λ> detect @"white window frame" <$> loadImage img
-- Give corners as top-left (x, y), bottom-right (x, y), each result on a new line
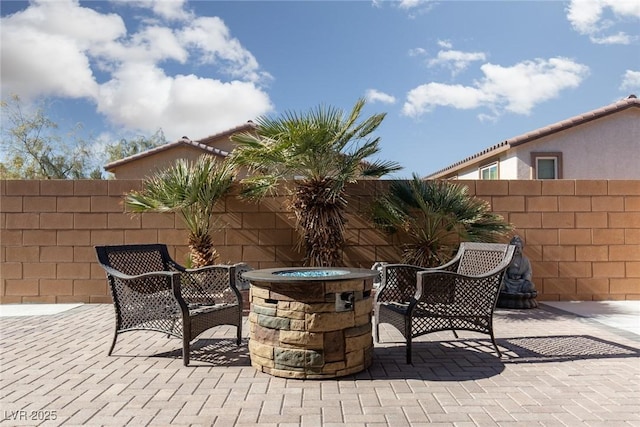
top-left (480, 162), bottom-right (499, 180)
top-left (531, 152), bottom-right (563, 179)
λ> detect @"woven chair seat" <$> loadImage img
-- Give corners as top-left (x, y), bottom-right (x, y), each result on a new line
top-left (384, 302), bottom-right (488, 318)
top-left (188, 303), bottom-right (235, 315)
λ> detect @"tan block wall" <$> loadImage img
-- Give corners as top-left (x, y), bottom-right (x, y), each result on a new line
top-left (468, 179), bottom-right (640, 301)
top-left (1, 179), bottom-right (639, 303)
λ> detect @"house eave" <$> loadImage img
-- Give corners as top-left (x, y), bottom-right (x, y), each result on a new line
top-left (425, 95), bottom-right (640, 179)
top-left (426, 143), bottom-right (509, 179)
top-left (104, 140), bottom-right (229, 172)
top-left (103, 122), bottom-right (255, 172)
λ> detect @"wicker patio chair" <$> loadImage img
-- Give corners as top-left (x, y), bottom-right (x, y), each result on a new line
top-left (95, 244), bottom-right (243, 366)
top-left (374, 242), bottom-right (515, 364)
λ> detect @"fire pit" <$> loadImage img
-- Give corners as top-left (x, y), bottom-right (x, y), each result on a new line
top-left (242, 267), bottom-right (377, 379)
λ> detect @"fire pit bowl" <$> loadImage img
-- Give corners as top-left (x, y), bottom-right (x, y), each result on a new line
top-left (242, 267), bottom-right (377, 379)
top-left (272, 269), bottom-right (350, 278)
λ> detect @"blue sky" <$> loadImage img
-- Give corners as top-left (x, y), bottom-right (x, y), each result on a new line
top-left (2, 0), bottom-right (639, 177)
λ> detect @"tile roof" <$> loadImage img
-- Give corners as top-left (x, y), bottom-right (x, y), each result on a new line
top-left (426, 95), bottom-right (640, 179)
top-left (104, 121), bottom-right (256, 171)
top-left (197, 121), bottom-right (256, 146)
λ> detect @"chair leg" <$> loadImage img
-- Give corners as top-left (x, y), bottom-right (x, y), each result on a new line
top-left (489, 330), bottom-right (502, 357)
top-left (405, 318), bottom-right (412, 364)
top-left (183, 319), bottom-right (191, 366)
top-left (236, 323), bottom-right (242, 345)
top-left (108, 330), bottom-right (118, 356)
top-left (182, 339), bottom-right (190, 366)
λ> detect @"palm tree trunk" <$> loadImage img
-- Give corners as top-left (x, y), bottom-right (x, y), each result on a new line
top-left (293, 180), bottom-right (347, 267)
top-left (188, 233), bottom-right (218, 268)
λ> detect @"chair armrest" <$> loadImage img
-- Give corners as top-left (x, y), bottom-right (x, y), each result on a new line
top-left (376, 264), bottom-right (426, 304)
top-left (100, 264), bottom-right (178, 282)
top-left (184, 263), bottom-right (232, 274)
top-left (97, 264), bottom-right (186, 315)
top-left (178, 265), bottom-right (241, 305)
top-left (167, 259), bottom-right (241, 294)
top-left (415, 267), bottom-right (508, 307)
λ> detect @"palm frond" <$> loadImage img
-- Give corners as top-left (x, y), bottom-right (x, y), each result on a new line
top-left (229, 98), bottom-right (398, 266)
top-left (371, 174), bottom-right (513, 267)
top-left (124, 155), bottom-right (234, 267)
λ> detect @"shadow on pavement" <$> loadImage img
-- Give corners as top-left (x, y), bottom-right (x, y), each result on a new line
top-left (153, 338), bottom-right (252, 367)
top-left (363, 333), bottom-right (640, 381)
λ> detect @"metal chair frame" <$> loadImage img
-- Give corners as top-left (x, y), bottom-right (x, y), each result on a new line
top-left (95, 244), bottom-right (243, 366)
top-left (374, 242), bottom-right (515, 363)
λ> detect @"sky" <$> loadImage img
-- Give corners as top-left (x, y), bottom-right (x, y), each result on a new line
top-left (1, 0), bottom-right (639, 178)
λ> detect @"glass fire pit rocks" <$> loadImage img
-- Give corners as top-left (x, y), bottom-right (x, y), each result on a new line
top-left (242, 267), bottom-right (378, 379)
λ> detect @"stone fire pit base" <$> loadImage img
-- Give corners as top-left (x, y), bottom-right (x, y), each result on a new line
top-left (244, 268), bottom-right (376, 379)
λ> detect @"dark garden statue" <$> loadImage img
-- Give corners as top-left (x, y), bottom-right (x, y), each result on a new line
top-left (497, 235), bottom-right (539, 309)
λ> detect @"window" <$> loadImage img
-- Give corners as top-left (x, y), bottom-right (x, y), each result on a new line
top-left (531, 152), bottom-right (562, 179)
top-left (536, 158), bottom-right (556, 179)
top-left (480, 163), bottom-right (498, 180)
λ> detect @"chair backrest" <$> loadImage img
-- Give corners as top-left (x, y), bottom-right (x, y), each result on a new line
top-left (95, 244), bottom-right (172, 276)
top-left (456, 242), bottom-right (514, 276)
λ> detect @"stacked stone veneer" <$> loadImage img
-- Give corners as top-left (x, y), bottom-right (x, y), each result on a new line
top-left (248, 275), bottom-right (374, 379)
top-left (1, 179), bottom-right (639, 303)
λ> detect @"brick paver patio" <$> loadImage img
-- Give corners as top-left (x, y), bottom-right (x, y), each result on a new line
top-left (1, 304), bottom-right (639, 426)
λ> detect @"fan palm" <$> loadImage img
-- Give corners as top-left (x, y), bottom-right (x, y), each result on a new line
top-left (372, 174), bottom-right (513, 267)
top-left (125, 155), bottom-right (235, 268)
top-left (230, 98), bottom-right (402, 267)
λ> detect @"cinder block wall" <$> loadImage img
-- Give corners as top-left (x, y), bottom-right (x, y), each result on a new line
top-left (480, 180), bottom-right (640, 301)
top-left (1, 179), bottom-right (639, 303)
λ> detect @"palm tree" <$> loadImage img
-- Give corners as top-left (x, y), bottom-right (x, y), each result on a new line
top-left (230, 98), bottom-right (402, 267)
top-left (125, 155), bottom-right (235, 268)
top-left (372, 174), bottom-right (513, 267)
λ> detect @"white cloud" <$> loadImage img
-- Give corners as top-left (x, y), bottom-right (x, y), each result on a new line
top-left (0, 0), bottom-right (124, 99)
top-left (0, 0), bottom-right (273, 141)
top-left (372, 0), bottom-right (431, 12)
top-left (365, 89), bottom-right (397, 105)
top-left (402, 57), bottom-right (589, 119)
top-left (396, 0), bottom-right (437, 17)
top-left (567, 0), bottom-right (640, 44)
top-left (178, 17), bottom-right (270, 83)
top-left (126, 0), bottom-right (192, 21)
top-left (403, 83), bottom-right (487, 117)
top-left (408, 47), bottom-right (427, 57)
top-left (620, 70), bottom-right (640, 91)
top-left (437, 40), bottom-right (453, 49)
top-left (97, 63), bottom-right (271, 139)
top-left (590, 32), bottom-right (632, 44)
top-left (428, 49), bottom-right (487, 75)
top-left (125, 26), bottom-right (189, 64)
top-left (398, 0), bottom-right (425, 9)
top-left (6, 0), bottom-right (126, 48)
top-left (1, 28), bottom-right (100, 100)
top-left (481, 58), bottom-right (589, 114)
top-left (566, 0), bottom-right (605, 33)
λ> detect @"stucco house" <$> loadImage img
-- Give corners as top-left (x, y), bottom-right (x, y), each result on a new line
top-left (104, 121), bottom-right (256, 179)
top-left (426, 95), bottom-right (640, 180)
